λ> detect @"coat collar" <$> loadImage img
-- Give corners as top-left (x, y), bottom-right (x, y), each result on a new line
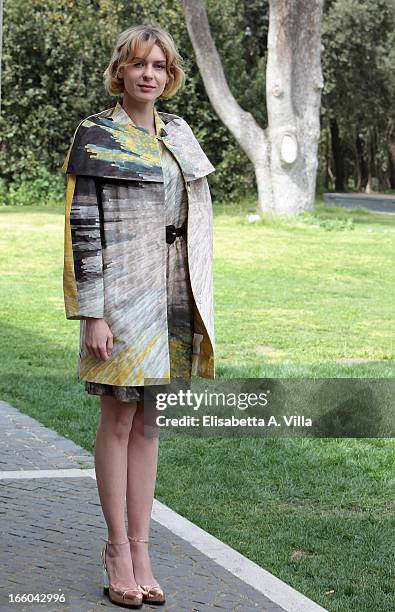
top-left (62, 103), bottom-right (215, 182)
top-left (110, 100), bottom-right (167, 139)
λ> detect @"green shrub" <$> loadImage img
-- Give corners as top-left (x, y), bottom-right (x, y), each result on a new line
top-left (1, 168), bottom-right (65, 206)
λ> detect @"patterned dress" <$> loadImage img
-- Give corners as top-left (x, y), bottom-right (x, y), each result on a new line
top-left (85, 140), bottom-right (194, 402)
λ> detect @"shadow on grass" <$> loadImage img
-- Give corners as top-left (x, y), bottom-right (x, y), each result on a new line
top-left (0, 321), bottom-right (99, 453)
top-left (215, 361), bottom-right (394, 378)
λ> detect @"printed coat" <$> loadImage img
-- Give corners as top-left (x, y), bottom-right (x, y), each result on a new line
top-left (63, 101), bottom-right (215, 386)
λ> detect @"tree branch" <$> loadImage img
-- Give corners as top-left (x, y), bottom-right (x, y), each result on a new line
top-left (182, 0), bottom-right (266, 161)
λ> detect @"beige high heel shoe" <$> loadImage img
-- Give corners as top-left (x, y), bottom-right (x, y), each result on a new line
top-left (101, 538), bottom-right (143, 609)
top-left (128, 536), bottom-right (166, 605)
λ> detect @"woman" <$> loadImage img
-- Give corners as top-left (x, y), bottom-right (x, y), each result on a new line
top-left (62, 24), bottom-right (215, 608)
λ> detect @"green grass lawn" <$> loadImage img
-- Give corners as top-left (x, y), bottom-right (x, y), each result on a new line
top-left (0, 198), bottom-right (394, 611)
top-left (214, 195), bottom-right (394, 377)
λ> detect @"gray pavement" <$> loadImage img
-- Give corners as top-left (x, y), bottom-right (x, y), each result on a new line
top-left (0, 400), bottom-right (287, 611)
top-left (323, 191), bottom-right (395, 214)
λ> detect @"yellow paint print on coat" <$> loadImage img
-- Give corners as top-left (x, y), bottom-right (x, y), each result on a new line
top-left (63, 174), bottom-right (79, 318)
top-left (83, 120), bottom-right (162, 168)
top-left (79, 330), bottom-right (170, 385)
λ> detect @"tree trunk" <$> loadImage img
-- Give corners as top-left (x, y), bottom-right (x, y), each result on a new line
top-left (183, 0), bottom-right (324, 218)
top-left (366, 125), bottom-right (378, 193)
top-left (386, 122), bottom-right (395, 189)
top-left (0, 0), bottom-right (3, 114)
top-left (265, 0), bottom-right (324, 216)
top-left (330, 117), bottom-right (345, 191)
top-left (324, 124), bottom-right (332, 190)
top-left (355, 132), bottom-right (369, 192)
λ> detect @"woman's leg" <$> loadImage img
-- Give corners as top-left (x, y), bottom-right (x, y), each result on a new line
top-left (126, 401), bottom-right (160, 586)
top-left (95, 395), bottom-right (139, 589)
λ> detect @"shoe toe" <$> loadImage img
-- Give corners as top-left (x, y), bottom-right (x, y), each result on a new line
top-left (112, 586), bottom-right (143, 606)
top-left (138, 584), bottom-right (165, 603)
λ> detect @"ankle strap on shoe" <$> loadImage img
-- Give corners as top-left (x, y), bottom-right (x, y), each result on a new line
top-left (128, 535), bottom-right (149, 543)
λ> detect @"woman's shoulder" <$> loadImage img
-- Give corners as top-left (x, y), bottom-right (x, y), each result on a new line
top-left (157, 111), bottom-right (197, 137)
top-left (157, 110), bottom-right (183, 124)
top-left (157, 112), bottom-right (215, 178)
top-left (62, 107), bottom-right (117, 174)
top-left (73, 106), bottom-right (115, 131)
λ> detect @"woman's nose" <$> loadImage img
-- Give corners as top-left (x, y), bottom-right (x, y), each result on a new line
top-left (143, 64), bottom-right (154, 78)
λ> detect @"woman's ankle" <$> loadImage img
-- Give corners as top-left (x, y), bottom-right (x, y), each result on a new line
top-left (127, 534), bottom-right (149, 542)
top-left (107, 532), bottom-right (129, 544)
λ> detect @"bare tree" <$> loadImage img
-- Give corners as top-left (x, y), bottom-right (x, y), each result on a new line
top-left (183, 0), bottom-right (324, 218)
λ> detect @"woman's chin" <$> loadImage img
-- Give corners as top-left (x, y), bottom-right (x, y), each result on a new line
top-left (126, 90), bottom-right (158, 103)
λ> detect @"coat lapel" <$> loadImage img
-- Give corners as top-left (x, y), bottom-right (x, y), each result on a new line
top-left (158, 114), bottom-right (215, 180)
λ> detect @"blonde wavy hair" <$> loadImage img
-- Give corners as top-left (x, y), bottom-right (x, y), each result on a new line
top-left (103, 24), bottom-right (185, 99)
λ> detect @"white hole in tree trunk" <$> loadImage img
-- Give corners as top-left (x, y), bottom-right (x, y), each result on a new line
top-left (281, 134), bottom-right (297, 164)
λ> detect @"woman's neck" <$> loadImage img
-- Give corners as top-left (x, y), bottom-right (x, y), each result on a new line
top-left (121, 95), bottom-right (156, 134)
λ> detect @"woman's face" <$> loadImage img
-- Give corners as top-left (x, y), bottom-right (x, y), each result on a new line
top-left (120, 43), bottom-right (169, 103)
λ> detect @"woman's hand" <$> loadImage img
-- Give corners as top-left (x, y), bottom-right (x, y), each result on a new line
top-left (84, 318), bottom-right (113, 360)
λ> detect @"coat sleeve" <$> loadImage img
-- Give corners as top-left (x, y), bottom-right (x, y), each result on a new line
top-left (63, 173), bottom-right (105, 320)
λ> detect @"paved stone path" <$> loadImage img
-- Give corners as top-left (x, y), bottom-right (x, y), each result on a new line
top-left (0, 400), bottom-right (325, 612)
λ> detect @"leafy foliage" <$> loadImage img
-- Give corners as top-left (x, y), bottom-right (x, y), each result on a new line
top-left (1, 0), bottom-right (394, 204)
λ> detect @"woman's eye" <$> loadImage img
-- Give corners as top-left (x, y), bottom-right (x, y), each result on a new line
top-left (132, 61), bottom-right (165, 69)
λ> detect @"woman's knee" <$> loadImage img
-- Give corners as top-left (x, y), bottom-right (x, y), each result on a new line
top-left (131, 403), bottom-right (160, 439)
top-left (99, 396), bottom-right (137, 439)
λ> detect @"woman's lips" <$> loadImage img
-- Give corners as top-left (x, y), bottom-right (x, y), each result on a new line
top-left (138, 85), bottom-right (155, 91)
